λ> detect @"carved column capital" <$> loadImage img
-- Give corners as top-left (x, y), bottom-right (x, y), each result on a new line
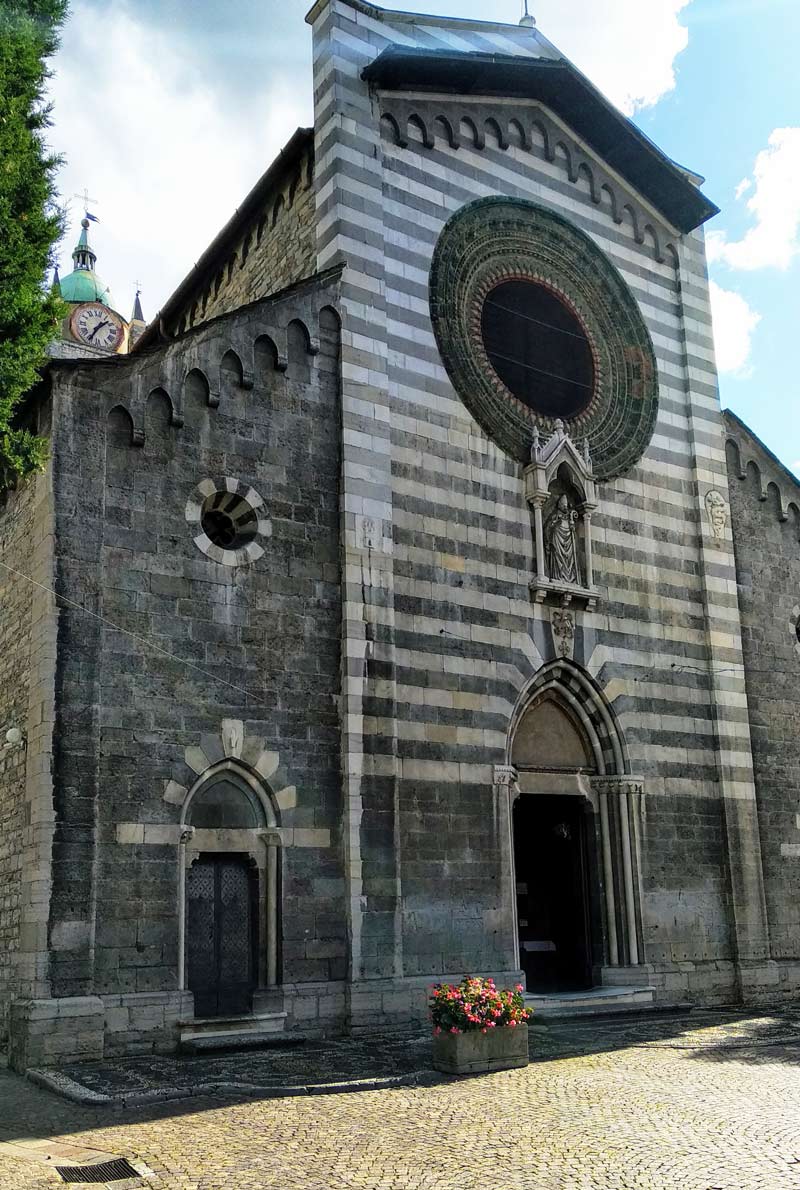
top-left (493, 764), bottom-right (519, 789)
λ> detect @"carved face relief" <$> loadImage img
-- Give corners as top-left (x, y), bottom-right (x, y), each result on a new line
top-left (705, 489), bottom-right (728, 541)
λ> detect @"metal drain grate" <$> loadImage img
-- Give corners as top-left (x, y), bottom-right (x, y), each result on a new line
top-left (56, 1157), bottom-right (141, 1183)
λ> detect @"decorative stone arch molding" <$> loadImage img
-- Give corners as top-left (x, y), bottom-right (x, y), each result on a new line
top-left (163, 719), bottom-right (329, 850)
top-left (115, 720), bottom-right (330, 1000)
top-left (178, 760), bottom-right (283, 990)
top-left (496, 660), bottom-right (646, 976)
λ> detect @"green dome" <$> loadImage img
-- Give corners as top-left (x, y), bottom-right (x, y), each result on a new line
top-left (57, 215), bottom-right (112, 306)
top-left (59, 268), bottom-right (111, 304)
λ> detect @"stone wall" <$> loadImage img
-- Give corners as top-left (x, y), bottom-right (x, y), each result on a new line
top-left (0, 482), bottom-right (35, 1042)
top-left (6, 272), bottom-right (345, 1064)
top-left (726, 415), bottom-right (800, 982)
top-left (310, 0), bottom-right (764, 1012)
top-left (178, 144), bottom-right (316, 337)
top-left (0, 458), bottom-right (57, 1045)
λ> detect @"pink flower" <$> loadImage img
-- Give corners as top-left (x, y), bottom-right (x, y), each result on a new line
top-left (450, 1026), bottom-right (460, 1034)
top-left (509, 1020), bottom-right (517, 1028)
top-left (434, 1026), bottom-right (442, 1035)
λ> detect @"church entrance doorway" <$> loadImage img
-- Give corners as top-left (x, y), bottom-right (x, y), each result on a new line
top-left (186, 854), bottom-right (258, 1017)
top-left (513, 794), bottom-right (593, 993)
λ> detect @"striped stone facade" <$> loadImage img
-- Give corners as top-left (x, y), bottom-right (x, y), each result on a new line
top-left (308, 0), bottom-right (777, 1015)
top-left (2, 0), bottom-right (797, 1069)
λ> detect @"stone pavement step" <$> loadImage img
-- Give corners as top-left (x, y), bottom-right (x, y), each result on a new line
top-left (179, 1030), bottom-right (307, 1055)
top-left (523, 984), bottom-right (657, 1016)
top-left (24, 1010), bottom-right (800, 1112)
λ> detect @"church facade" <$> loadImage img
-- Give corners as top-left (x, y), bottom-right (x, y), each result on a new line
top-left (2, 0), bottom-right (799, 1070)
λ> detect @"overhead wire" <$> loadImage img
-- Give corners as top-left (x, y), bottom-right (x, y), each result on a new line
top-left (0, 559), bottom-right (263, 706)
top-left (483, 296), bottom-right (592, 343)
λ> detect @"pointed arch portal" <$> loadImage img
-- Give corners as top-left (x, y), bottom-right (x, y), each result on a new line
top-left (502, 661), bottom-right (644, 993)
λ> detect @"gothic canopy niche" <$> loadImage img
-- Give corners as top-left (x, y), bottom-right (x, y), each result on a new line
top-left (429, 198), bottom-right (659, 479)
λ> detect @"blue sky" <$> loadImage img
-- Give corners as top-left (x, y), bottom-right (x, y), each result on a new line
top-left (48, 0), bottom-right (800, 473)
top-left (635, 0), bottom-right (800, 475)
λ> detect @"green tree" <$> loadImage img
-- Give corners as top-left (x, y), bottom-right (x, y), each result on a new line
top-left (0, 0), bottom-right (68, 489)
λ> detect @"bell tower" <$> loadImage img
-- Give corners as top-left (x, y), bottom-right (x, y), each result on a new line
top-left (50, 208), bottom-right (144, 358)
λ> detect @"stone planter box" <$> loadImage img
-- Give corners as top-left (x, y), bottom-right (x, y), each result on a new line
top-left (432, 1023), bottom-right (529, 1075)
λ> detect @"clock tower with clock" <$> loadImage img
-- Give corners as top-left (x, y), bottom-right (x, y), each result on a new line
top-left (50, 212), bottom-right (145, 359)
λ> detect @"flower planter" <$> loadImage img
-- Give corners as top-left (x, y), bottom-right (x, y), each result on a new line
top-left (432, 1023), bottom-right (529, 1075)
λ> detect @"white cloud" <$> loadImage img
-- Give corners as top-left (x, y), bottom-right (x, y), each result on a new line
top-left (391, 0), bottom-right (693, 115)
top-left (48, 1), bottom-right (310, 319)
top-left (533, 0), bottom-right (691, 114)
top-left (708, 281), bottom-right (761, 375)
top-left (706, 127), bottom-right (800, 271)
top-left (734, 177), bottom-right (752, 200)
top-left (47, 0), bottom-right (693, 315)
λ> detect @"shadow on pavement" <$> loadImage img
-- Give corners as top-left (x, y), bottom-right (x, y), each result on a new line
top-left (1, 1007), bottom-right (800, 1144)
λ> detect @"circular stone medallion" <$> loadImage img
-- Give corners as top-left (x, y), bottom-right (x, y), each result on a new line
top-left (429, 197), bottom-right (660, 478)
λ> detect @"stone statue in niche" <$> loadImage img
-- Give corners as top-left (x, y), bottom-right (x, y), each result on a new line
top-left (525, 422), bottom-right (598, 610)
top-left (545, 494), bottom-right (580, 585)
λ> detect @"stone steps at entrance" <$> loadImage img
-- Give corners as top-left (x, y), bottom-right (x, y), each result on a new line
top-left (179, 1011), bottom-right (288, 1054)
top-left (524, 985), bottom-right (656, 1018)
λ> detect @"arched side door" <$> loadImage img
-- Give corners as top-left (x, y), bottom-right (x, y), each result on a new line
top-left (184, 773), bottom-right (267, 1018)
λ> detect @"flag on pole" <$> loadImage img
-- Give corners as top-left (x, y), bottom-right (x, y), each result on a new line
top-left (85, 212), bottom-right (100, 222)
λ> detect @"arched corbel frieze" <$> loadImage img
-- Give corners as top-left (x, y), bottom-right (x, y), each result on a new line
top-left (378, 98), bottom-right (672, 263)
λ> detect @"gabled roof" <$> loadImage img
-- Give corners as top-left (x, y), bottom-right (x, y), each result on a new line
top-left (362, 47), bottom-right (717, 233)
top-left (135, 127), bottom-right (313, 351)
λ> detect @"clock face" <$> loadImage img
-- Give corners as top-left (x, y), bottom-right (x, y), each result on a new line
top-left (71, 304), bottom-right (124, 351)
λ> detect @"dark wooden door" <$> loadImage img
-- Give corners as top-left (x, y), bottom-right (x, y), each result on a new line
top-left (186, 855), bottom-right (257, 1017)
top-left (514, 795), bottom-right (593, 993)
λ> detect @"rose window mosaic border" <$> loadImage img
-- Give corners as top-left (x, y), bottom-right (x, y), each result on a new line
top-left (429, 197), bottom-right (660, 479)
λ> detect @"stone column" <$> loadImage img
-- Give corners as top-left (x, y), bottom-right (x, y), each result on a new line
top-left (597, 787), bottom-right (619, 966)
top-left (592, 778), bottom-right (645, 969)
top-left (582, 511), bottom-right (595, 590)
top-left (257, 828), bottom-right (282, 988)
top-left (532, 499), bottom-right (546, 584)
top-left (177, 827), bottom-right (195, 992)
top-left (493, 765), bottom-right (524, 977)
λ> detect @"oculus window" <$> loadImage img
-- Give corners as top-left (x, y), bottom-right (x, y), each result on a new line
top-left (185, 477), bottom-right (271, 566)
top-left (201, 489), bottom-right (259, 551)
top-left (481, 280), bottom-right (594, 420)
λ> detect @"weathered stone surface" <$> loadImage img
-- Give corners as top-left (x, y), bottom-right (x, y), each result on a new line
top-left (432, 1023), bottom-right (529, 1074)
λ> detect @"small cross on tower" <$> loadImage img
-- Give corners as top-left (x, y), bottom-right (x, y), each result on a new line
top-left (72, 187), bottom-right (99, 220)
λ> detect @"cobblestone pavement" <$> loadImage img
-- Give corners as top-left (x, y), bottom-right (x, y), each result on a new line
top-left (2, 1010), bottom-right (800, 1188)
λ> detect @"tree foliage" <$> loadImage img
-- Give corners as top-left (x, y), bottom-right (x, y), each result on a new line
top-left (0, 0), bottom-right (68, 488)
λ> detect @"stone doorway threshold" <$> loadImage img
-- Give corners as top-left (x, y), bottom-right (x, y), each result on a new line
top-left (524, 983), bottom-right (656, 1017)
